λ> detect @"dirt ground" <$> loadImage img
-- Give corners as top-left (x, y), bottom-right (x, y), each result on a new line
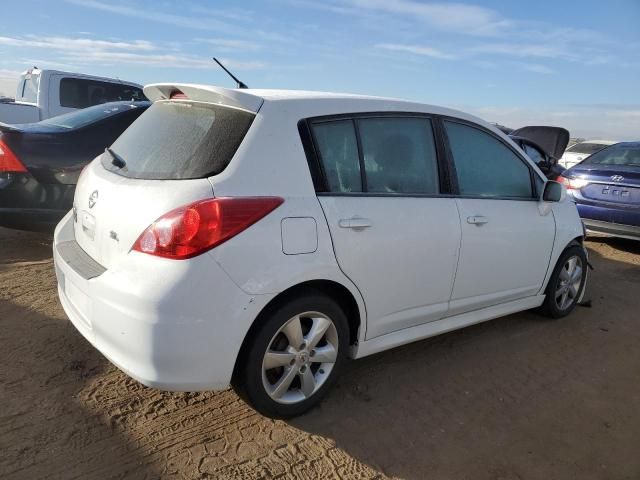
top-left (1, 226), bottom-right (639, 480)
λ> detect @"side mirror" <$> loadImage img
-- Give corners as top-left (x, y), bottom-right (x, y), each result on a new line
top-left (542, 180), bottom-right (563, 202)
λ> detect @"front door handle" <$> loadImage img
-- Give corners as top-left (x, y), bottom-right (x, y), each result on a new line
top-left (338, 217), bottom-right (372, 229)
top-left (467, 215), bottom-right (488, 225)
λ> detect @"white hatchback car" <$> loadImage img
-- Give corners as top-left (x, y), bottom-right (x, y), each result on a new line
top-left (54, 84), bottom-right (588, 417)
top-left (559, 140), bottom-right (617, 169)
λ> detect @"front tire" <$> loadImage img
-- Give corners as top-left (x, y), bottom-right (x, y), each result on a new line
top-left (234, 292), bottom-right (349, 418)
top-left (540, 245), bottom-right (588, 318)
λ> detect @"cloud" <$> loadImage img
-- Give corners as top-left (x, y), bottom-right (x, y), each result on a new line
top-left (302, 0), bottom-right (511, 36)
top-left (519, 63), bottom-right (554, 75)
top-left (465, 105), bottom-right (640, 141)
top-left (64, 0), bottom-right (230, 31)
top-left (196, 38), bottom-right (262, 52)
top-left (0, 69), bottom-right (20, 97)
top-left (0, 35), bottom-right (155, 52)
top-left (376, 43), bottom-right (456, 60)
top-left (61, 50), bottom-right (265, 70)
top-left (0, 34), bottom-right (265, 71)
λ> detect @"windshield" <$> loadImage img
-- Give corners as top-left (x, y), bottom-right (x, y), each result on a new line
top-left (40, 102), bottom-right (148, 129)
top-left (582, 143), bottom-right (640, 167)
top-left (103, 101), bottom-right (254, 180)
top-left (566, 142), bottom-right (609, 155)
top-left (16, 72), bottom-right (40, 103)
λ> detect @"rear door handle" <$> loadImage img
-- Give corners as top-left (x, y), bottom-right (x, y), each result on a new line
top-left (338, 217), bottom-right (372, 229)
top-left (467, 215), bottom-right (488, 225)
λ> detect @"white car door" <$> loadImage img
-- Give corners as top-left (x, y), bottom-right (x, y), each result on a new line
top-left (443, 120), bottom-right (555, 315)
top-left (309, 115), bottom-right (461, 339)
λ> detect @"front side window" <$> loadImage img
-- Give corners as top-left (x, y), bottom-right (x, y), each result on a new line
top-left (311, 116), bottom-right (440, 194)
top-left (60, 78), bottom-right (146, 109)
top-left (445, 121), bottom-right (533, 198)
top-left (357, 117), bottom-right (439, 194)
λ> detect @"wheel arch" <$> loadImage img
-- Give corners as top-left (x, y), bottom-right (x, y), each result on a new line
top-left (232, 279), bottom-right (364, 382)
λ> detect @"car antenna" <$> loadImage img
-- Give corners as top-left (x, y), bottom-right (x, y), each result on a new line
top-left (212, 57), bottom-right (248, 89)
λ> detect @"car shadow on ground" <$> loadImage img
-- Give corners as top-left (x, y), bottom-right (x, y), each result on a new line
top-left (3, 226), bottom-right (639, 479)
top-left (292, 242), bottom-right (640, 479)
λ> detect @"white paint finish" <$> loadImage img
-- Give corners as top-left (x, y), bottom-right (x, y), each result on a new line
top-left (52, 85), bottom-right (587, 394)
top-left (354, 295), bottom-right (545, 359)
top-left (281, 217), bottom-right (318, 255)
top-left (55, 212), bottom-right (275, 390)
top-left (318, 196), bottom-right (461, 339)
top-left (538, 194), bottom-right (586, 293)
top-left (450, 198), bottom-right (555, 315)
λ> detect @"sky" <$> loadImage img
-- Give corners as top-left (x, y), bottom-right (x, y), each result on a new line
top-left (1, 0), bottom-right (639, 139)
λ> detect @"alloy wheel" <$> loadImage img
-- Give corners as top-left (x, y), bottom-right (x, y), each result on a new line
top-left (555, 255), bottom-right (583, 311)
top-left (261, 311), bottom-right (338, 404)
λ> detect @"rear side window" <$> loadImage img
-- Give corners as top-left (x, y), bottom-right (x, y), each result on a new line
top-left (311, 116), bottom-right (439, 194)
top-left (60, 78), bottom-right (146, 108)
top-left (313, 120), bottom-right (362, 192)
top-left (103, 101), bottom-right (254, 180)
top-left (358, 117), bottom-right (439, 194)
top-left (17, 72), bottom-right (40, 103)
top-left (445, 121), bottom-right (533, 198)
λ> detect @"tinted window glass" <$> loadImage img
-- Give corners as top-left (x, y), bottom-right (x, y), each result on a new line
top-left (358, 117), bottom-right (439, 194)
top-left (103, 101), bottom-right (254, 180)
top-left (312, 120), bottom-right (362, 192)
top-left (60, 78), bottom-right (146, 109)
top-left (446, 121), bottom-right (532, 198)
top-left (583, 143), bottom-right (640, 166)
top-left (41, 101), bottom-right (149, 129)
top-left (567, 142), bottom-right (609, 155)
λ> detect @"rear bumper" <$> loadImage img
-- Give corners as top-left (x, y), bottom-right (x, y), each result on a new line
top-left (574, 201), bottom-right (640, 240)
top-left (0, 173), bottom-right (74, 231)
top-left (582, 218), bottom-right (640, 241)
top-left (0, 207), bottom-right (67, 231)
top-left (53, 211), bottom-right (273, 391)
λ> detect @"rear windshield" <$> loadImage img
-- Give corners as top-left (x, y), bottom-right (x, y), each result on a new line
top-left (16, 72), bottom-right (40, 103)
top-left (566, 142), bottom-right (608, 155)
top-left (41, 102), bottom-right (148, 129)
top-left (103, 101), bottom-right (254, 180)
top-left (582, 144), bottom-right (640, 167)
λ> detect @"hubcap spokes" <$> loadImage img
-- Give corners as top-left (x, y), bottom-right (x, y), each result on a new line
top-left (555, 256), bottom-right (583, 311)
top-left (262, 312), bottom-right (338, 404)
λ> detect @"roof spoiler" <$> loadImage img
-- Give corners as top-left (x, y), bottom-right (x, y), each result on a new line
top-left (143, 83), bottom-right (263, 113)
top-left (511, 126), bottom-right (570, 160)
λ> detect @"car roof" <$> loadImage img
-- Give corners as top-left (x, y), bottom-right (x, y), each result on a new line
top-left (143, 83), bottom-right (490, 126)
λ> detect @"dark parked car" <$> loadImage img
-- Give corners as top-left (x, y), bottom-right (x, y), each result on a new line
top-left (559, 142), bottom-right (640, 240)
top-left (0, 101), bottom-right (150, 231)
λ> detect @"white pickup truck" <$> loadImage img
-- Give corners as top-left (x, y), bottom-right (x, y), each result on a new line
top-left (0, 68), bottom-right (146, 124)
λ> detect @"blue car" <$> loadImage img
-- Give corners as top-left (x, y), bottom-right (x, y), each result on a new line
top-left (559, 142), bottom-right (640, 240)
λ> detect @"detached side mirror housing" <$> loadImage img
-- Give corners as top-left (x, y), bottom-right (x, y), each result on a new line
top-left (542, 180), bottom-right (563, 202)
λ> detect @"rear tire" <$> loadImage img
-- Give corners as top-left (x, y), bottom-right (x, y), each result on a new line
top-left (540, 245), bottom-right (587, 318)
top-left (233, 292), bottom-right (349, 418)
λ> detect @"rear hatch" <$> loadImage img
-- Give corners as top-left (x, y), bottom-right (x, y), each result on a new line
top-left (73, 95), bottom-right (256, 269)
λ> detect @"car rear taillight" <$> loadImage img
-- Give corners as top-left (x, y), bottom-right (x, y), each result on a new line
top-left (558, 175), bottom-right (589, 190)
top-left (132, 197), bottom-right (284, 259)
top-left (0, 139), bottom-right (27, 173)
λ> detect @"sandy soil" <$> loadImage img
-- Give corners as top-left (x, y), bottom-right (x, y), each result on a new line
top-left (1, 226), bottom-right (639, 480)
